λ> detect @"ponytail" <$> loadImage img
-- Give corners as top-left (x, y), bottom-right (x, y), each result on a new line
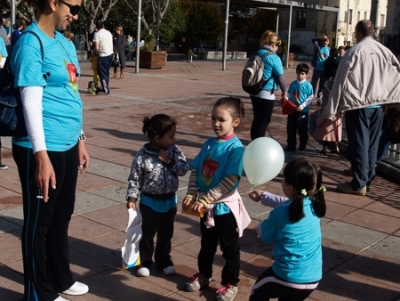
top-left (289, 195), bottom-right (305, 222)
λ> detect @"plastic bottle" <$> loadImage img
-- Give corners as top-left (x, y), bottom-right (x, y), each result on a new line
top-left (182, 207), bottom-right (204, 218)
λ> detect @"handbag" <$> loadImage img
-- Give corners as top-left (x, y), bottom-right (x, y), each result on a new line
top-left (0, 30), bottom-right (44, 137)
top-left (112, 54), bottom-right (120, 67)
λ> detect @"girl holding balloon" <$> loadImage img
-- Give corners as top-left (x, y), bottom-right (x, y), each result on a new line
top-left (248, 157), bottom-right (326, 301)
top-left (182, 97), bottom-right (251, 301)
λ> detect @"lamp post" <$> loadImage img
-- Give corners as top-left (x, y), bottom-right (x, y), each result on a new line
top-left (11, 0), bottom-right (16, 25)
top-left (156, 0), bottom-right (160, 51)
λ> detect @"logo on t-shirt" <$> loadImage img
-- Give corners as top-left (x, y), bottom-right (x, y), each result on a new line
top-left (201, 155), bottom-right (219, 187)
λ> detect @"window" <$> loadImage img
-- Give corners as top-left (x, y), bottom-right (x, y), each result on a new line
top-left (380, 14), bottom-right (385, 27)
top-left (296, 11), bottom-right (306, 28)
top-left (332, 13), bottom-right (338, 31)
top-left (357, 11), bottom-right (360, 22)
top-left (364, 12), bottom-right (368, 19)
top-left (349, 9), bottom-right (353, 25)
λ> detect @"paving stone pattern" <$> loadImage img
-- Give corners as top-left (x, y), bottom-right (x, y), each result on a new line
top-left (0, 59), bottom-right (399, 301)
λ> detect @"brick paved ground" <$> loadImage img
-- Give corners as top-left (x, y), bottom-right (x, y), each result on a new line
top-left (0, 59), bottom-right (399, 301)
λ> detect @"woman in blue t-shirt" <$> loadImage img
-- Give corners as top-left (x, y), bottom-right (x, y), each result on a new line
top-left (249, 157), bottom-right (326, 301)
top-left (249, 30), bottom-right (287, 140)
top-left (11, 1), bottom-right (89, 300)
top-left (311, 36), bottom-right (330, 101)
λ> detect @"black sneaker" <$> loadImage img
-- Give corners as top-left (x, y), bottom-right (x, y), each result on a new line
top-left (0, 164), bottom-right (8, 170)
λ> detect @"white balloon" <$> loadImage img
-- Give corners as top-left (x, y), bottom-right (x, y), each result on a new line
top-left (243, 137), bottom-right (285, 186)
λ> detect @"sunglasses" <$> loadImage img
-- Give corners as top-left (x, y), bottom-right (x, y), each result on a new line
top-left (58, 0), bottom-right (81, 16)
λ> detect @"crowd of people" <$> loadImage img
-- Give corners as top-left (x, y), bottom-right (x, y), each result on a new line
top-left (0, 2), bottom-right (399, 299)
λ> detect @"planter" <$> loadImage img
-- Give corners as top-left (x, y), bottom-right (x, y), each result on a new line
top-left (139, 51), bottom-right (166, 69)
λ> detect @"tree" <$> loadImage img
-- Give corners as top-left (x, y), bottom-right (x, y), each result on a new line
top-left (179, 0), bottom-right (224, 48)
top-left (81, 0), bottom-right (120, 34)
top-left (2, 0), bottom-right (35, 23)
top-left (120, 0), bottom-right (174, 37)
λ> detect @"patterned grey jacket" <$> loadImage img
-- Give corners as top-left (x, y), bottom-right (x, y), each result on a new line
top-left (126, 144), bottom-right (189, 200)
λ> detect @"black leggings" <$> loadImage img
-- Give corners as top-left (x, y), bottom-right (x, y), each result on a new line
top-left (249, 267), bottom-right (317, 301)
top-left (13, 143), bottom-right (79, 301)
top-left (250, 96), bottom-right (275, 140)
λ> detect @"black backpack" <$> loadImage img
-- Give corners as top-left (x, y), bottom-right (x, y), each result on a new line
top-left (0, 30), bottom-right (43, 137)
top-left (242, 51), bottom-right (274, 95)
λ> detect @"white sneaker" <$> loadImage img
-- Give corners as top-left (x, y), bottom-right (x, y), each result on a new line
top-left (62, 281), bottom-right (89, 296)
top-left (137, 266), bottom-right (150, 277)
top-left (163, 265), bottom-right (176, 275)
top-left (54, 296), bottom-right (70, 301)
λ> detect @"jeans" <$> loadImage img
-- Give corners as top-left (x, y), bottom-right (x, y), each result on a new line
top-left (287, 112), bottom-right (309, 150)
top-left (97, 54), bottom-right (113, 94)
top-left (345, 107), bottom-right (384, 189)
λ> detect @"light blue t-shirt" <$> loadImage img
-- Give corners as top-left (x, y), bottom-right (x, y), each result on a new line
top-left (0, 38), bottom-right (7, 58)
top-left (11, 22), bottom-right (82, 152)
top-left (315, 46), bottom-right (330, 71)
top-left (257, 49), bottom-right (284, 92)
top-left (287, 80), bottom-right (314, 113)
top-left (259, 197), bottom-right (322, 283)
top-left (190, 135), bottom-right (244, 215)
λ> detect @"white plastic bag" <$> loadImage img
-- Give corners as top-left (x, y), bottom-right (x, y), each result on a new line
top-left (121, 208), bottom-right (142, 269)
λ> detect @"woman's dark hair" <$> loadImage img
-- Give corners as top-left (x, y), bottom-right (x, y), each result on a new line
top-left (213, 97), bottom-right (245, 121)
top-left (283, 157), bottom-right (326, 222)
top-left (142, 114), bottom-right (176, 140)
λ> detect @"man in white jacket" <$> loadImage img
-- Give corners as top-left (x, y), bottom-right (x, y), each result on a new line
top-left (319, 20), bottom-right (400, 195)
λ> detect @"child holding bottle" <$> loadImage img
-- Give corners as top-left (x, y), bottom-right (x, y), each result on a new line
top-left (182, 97), bottom-right (251, 301)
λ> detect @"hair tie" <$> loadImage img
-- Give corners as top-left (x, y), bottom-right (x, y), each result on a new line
top-left (300, 189), bottom-right (307, 196)
top-left (319, 186), bottom-right (326, 193)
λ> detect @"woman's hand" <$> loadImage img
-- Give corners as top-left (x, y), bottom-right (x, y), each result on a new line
top-left (34, 150), bottom-right (56, 203)
top-left (78, 140), bottom-right (90, 174)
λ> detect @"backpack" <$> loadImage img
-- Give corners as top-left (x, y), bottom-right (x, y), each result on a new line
top-left (0, 30), bottom-right (43, 137)
top-left (242, 51), bottom-right (274, 95)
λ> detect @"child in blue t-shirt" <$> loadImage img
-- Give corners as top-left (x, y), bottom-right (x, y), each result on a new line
top-left (248, 157), bottom-right (326, 301)
top-left (182, 97), bottom-right (251, 301)
top-left (285, 63), bottom-right (314, 152)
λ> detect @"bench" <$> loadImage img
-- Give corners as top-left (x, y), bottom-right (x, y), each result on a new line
top-left (167, 53), bottom-right (188, 61)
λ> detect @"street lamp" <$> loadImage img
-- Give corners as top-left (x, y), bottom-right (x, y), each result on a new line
top-left (156, 0), bottom-right (160, 51)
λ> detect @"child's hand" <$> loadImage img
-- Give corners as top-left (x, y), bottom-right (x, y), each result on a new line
top-left (159, 149), bottom-right (171, 164)
top-left (191, 200), bottom-right (205, 213)
top-left (126, 200), bottom-right (136, 210)
top-left (248, 190), bottom-right (263, 202)
top-left (182, 196), bottom-right (193, 210)
top-left (296, 106), bottom-right (303, 112)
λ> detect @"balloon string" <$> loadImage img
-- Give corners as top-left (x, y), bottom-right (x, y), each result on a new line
top-left (251, 184), bottom-right (256, 192)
